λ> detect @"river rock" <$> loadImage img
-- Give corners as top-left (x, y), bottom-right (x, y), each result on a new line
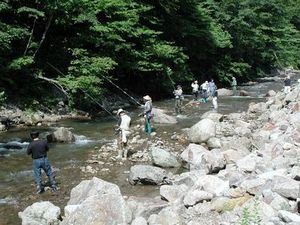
top-left (18, 201), bottom-right (61, 225)
top-left (180, 144), bottom-right (225, 173)
top-left (0, 124), bottom-right (6, 131)
top-left (239, 90), bottom-right (250, 96)
top-left (131, 217), bottom-right (147, 225)
top-left (150, 146), bottom-right (180, 168)
top-left (279, 210), bottom-right (300, 223)
top-left (187, 118), bottom-right (216, 143)
top-left (267, 90), bottom-right (277, 97)
top-left (127, 196), bottom-right (168, 220)
top-left (62, 177), bottom-right (130, 225)
top-left (236, 153), bottom-right (260, 172)
top-left (207, 137), bottom-right (221, 149)
top-left (248, 102), bottom-right (267, 113)
top-left (272, 176), bottom-right (300, 200)
top-left (148, 205), bottom-right (185, 225)
top-left (218, 88), bottom-right (233, 96)
top-left (152, 108), bottom-right (177, 124)
top-left (160, 184), bottom-right (188, 203)
top-left (183, 190), bottom-right (213, 207)
top-left (67, 177), bottom-right (121, 205)
top-left (47, 127), bottom-right (75, 143)
top-left (129, 165), bottom-right (169, 185)
top-left (201, 111), bottom-right (224, 122)
top-left (240, 178), bottom-right (268, 195)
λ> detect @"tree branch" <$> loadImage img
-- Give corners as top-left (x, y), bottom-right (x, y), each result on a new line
top-left (24, 18), bottom-right (37, 56)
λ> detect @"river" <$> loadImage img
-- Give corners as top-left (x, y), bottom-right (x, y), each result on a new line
top-left (0, 79), bottom-right (283, 225)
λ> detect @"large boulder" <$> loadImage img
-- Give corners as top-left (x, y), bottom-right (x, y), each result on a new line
top-left (248, 102), bottom-right (267, 114)
top-left (187, 119), bottom-right (216, 143)
top-left (152, 108), bottom-right (177, 124)
top-left (180, 144), bottom-right (225, 173)
top-left (47, 127), bottom-right (75, 143)
top-left (218, 88), bottom-right (233, 96)
top-left (61, 177), bottom-right (130, 225)
top-left (18, 201), bottom-right (61, 225)
top-left (129, 165), bottom-right (169, 185)
top-left (150, 147), bottom-right (180, 168)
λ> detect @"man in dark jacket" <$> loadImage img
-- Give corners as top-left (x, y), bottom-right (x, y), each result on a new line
top-left (27, 131), bottom-right (58, 194)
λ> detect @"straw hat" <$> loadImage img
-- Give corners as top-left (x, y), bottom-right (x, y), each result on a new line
top-left (143, 95), bottom-right (151, 101)
top-left (117, 108), bottom-right (124, 115)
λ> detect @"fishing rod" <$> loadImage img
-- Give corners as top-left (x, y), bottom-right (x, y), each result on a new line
top-left (166, 67), bottom-right (176, 90)
top-left (100, 75), bottom-right (142, 106)
top-left (46, 62), bottom-right (118, 120)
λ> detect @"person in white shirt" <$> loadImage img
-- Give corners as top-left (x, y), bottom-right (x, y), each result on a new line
top-left (116, 109), bottom-right (131, 160)
top-left (191, 80), bottom-right (199, 100)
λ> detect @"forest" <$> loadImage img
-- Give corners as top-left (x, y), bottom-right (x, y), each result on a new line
top-left (0, 0), bottom-right (299, 109)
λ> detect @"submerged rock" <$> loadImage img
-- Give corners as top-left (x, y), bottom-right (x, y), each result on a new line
top-left (46, 127), bottom-right (75, 143)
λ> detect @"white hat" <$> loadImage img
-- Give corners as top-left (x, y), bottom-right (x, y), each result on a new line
top-left (117, 109), bottom-right (124, 115)
top-left (143, 95), bottom-right (151, 101)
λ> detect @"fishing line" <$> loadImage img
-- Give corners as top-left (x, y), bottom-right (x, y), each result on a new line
top-left (46, 62), bottom-right (118, 120)
top-left (100, 75), bottom-right (142, 106)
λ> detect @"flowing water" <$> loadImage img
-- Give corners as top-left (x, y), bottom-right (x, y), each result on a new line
top-left (0, 79), bottom-right (284, 224)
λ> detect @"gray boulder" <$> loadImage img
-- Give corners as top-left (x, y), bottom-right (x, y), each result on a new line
top-left (180, 144), bottom-right (225, 173)
top-left (152, 108), bottom-right (177, 124)
top-left (272, 176), bottom-right (300, 200)
top-left (201, 112), bottom-right (224, 122)
top-left (236, 153), bottom-right (260, 173)
top-left (47, 127), bottom-right (75, 143)
top-left (248, 102), bottom-right (267, 113)
top-left (18, 201), bottom-right (61, 225)
top-left (183, 190), bottom-right (213, 207)
top-left (127, 196), bottom-right (168, 220)
top-left (150, 147), bottom-right (180, 168)
top-left (62, 177), bottom-right (130, 225)
top-left (218, 88), bottom-right (233, 96)
top-left (131, 217), bottom-right (147, 225)
top-left (160, 184), bottom-right (188, 203)
top-left (278, 210), bottom-right (300, 223)
top-left (207, 137), bottom-right (221, 149)
top-left (187, 119), bottom-right (216, 143)
top-left (129, 165), bottom-right (169, 185)
top-left (193, 175), bottom-right (230, 197)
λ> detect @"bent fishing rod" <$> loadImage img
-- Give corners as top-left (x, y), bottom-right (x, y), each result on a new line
top-left (46, 62), bottom-right (118, 120)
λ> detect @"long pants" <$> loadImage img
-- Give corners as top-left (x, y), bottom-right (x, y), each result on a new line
top-left (175, 98), bottom-right (182, 114)
top-left (33, 157), bottom-right (56, 190)
top-left (193, 91), bottom-right (198, 100)
top-left (144, 117), bottom-right (152, 134)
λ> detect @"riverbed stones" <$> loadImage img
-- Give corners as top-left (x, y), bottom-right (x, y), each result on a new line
top-left (47, 127), bottom-right (75, 143)
top-left (183, 190), bottom-right (213, 207)
top-left (278, 210), bottom-right (300, 223)
top-left (131, 217), bottom-right (147, 225)
top-left (272, 176), bottom-right (300, 200)
top-left (129, 165), bottom-right (169, 185)
top-left (18, 201), bottom-right (61, 225)
top-left (150, 146), bottom-right (180, 168)
top-left (187, 118), bottom-right (216, 143)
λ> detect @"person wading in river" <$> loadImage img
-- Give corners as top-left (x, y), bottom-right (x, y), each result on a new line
top-left (115, 109), bottom-right (131, 160)
top-left (27, 131), bottom-right (58, 194)
top-left (231, 77), bottom-right (237, 95)
top-left (174, 85), bottom-right (183, 114)
top-left (191, 80), bottom-right (199, 101)
top-left (140, 95), bottom-right (153, 134)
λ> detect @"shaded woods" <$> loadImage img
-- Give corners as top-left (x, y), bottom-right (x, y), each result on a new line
top-left (0, 0), bottom-right (299, 109)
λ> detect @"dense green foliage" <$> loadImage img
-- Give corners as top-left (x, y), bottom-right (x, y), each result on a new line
top-left (0, 0), bottom-right (299, 109)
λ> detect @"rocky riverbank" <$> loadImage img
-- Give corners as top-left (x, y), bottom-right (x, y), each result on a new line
top-left (18, 72), bottom-right (300, 225)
